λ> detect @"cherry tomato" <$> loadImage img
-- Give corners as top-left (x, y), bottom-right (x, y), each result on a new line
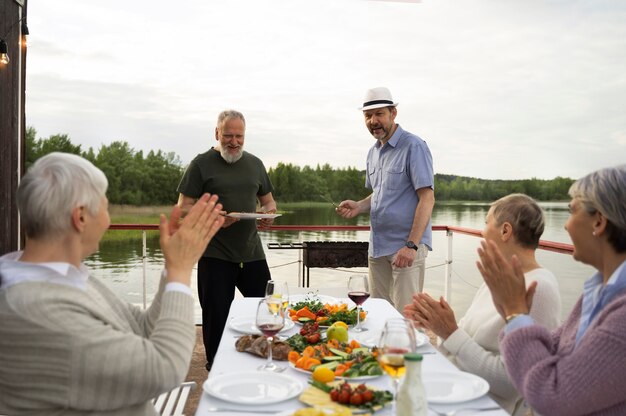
top-left (350, 392), bottom-right (363, 406)
top-left (356, 383), bottom-right (367, 393)
top-left (330, 390), bottom-right (339, 402)
top-left (362, 390), bottom-right (374, 402)
top-left (338, 390), bottom-right (351, 404)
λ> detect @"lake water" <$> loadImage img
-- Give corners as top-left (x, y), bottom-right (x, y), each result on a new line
top-left (86, 202), bottom-right (593, 322)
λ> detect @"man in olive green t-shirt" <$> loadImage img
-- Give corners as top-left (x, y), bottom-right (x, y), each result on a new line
top-left (177, 109), bottom-right (277, 370)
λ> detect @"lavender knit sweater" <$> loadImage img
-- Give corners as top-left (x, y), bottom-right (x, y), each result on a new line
top-left (501, 290), bottom-right (626, 415)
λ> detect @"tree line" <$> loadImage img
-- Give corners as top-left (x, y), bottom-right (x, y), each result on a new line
top-left (26, 127), bottom-right (183, 205)
top-left (25, 128), bottom-right (575, 205)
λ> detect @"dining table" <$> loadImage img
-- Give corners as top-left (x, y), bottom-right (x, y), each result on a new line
top-left (195, 296), bottom-right (508, 416)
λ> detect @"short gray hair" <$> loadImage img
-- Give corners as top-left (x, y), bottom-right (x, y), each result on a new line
top-left (216, 110), bottom-right (245, 130)
top-left (17, 152), bottom-right (108, 239)
top-left (569, 165), bottom-right (626, 252)
top-left (490, 193), bottom-right (545, 249)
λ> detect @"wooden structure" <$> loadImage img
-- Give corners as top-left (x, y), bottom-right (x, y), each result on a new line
top-left (0, 0), bottom-right (26, 255)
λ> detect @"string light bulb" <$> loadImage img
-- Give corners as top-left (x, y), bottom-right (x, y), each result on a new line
top-left (0, 39), bottom-right (10, 64)
top-left (21, 23), bottom-right (29, 47)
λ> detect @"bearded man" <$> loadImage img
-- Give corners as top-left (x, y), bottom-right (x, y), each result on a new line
top-left (177, 109), bottom-right (277, 371)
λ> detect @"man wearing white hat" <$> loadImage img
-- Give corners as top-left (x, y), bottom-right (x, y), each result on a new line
top-left (337, 87), bottom-right (434, 311)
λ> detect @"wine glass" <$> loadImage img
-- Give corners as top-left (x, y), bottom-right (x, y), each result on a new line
top-left (378, 318), bottom-right (417, 415)
top-left (265, 280), bottom-right (289, 312)
top-left (348, 275), bottom-right (370, 332)
top-left (255, 298), bottom-right (286, 372)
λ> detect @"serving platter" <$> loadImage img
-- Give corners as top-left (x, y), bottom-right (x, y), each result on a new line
top-left (299, 381), bottom-right (390, 414)
top-left (288, 362), bottom-right (382, 381)
top-left (226, 212), bottom-right (282, 219)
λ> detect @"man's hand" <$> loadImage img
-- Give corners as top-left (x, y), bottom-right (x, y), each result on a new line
top-left (221, 211), bottom-right (239, 229)
top-left (392, 246), bottom-right (417, 268)
top-left (336, 200), bottom-right (360, 218)
top-left (257, 208), bottom-right (276, 230)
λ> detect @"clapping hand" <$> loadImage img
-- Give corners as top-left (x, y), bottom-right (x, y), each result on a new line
top-left (160, 193), bottom-right (224, 285)
top-left (476, 240), bottom-right (535, 319)
top-left (404, 293), bottom-right (458, 340)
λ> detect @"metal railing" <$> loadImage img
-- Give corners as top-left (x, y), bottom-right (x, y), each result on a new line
top-left (108, 224), bottom-right (573, 308)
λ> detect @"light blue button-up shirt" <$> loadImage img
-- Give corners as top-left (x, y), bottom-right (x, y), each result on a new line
top-left (365, 124), bottom-right (434, 258)
top-left (505, 259), bottom-right (626, 346)
top-left (575, 259), bottom-right (626, 345)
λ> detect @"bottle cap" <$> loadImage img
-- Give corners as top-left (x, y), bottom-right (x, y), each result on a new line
top-left (404, 353), bottom-right (423, 361)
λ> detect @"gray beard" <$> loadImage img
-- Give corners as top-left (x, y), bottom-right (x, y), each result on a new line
top-left (219, 146), bottom-right (243, 164)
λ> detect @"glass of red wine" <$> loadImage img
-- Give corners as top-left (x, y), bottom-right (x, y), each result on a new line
top-left (348, 274), bottom-right (370, 332)
top-left (255, 298), bottom-right (286, 372)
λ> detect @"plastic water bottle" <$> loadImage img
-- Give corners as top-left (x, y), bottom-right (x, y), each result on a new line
top-left (396, 353), bottom-right (427, 415)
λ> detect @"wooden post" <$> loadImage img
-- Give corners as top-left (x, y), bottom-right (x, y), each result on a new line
top-left (0, 0), bottom-right (26, 255)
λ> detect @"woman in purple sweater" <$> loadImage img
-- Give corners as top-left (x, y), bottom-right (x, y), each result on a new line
top-left (476, 165), bottom-right (626, 416)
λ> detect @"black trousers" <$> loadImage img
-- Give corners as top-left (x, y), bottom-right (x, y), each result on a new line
top-left (197, 257), bottom-right (271, 365)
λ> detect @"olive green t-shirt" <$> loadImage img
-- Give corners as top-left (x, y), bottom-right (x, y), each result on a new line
top-left (176, 148), bottom-right (274, 262)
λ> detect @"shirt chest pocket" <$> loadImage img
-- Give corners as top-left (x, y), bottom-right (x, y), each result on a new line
top-left (367, 166), bottom-right (381, 189)
top-left (384, 166), bottom-right (406, 190)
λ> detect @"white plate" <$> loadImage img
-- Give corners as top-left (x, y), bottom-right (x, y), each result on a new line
top-left (203, 371), bottom-right (304, 404)
top-left (423, 371), bottom-right (490, 404)
top-left (229, 316), bottom-right (294, 335)
top-left (358, 329), bottom-right (429, 349)
top-left (288, 362), bottom-right (382, 381)
top-left (226, 212), bottom-right (282, 219)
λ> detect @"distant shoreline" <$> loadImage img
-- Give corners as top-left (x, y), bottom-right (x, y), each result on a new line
top-left (109, 199), bottom-right (570, 217)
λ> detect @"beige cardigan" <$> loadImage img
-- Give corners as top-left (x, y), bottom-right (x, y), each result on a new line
top-left (0, 264), bottom-right (195, 415)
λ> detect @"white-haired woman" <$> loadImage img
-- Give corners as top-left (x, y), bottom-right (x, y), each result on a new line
top-left (404, 194), bottom-right (561, 415)
top-left (0, 152), bottom-right (224, 415)
top-left (478, 165), bottom-right (626, 415)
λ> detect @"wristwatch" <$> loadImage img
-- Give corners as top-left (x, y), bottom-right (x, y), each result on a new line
top-left (405, 240), bottom-right (418, 251)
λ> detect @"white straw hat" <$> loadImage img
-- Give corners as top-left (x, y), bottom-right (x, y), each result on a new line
top-left (359, 87), bottom-right (399, 111)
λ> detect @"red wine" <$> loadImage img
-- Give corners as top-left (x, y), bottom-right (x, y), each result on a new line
top-left (258, 323), bottom-right (283, 337)
top-left (348, 291), bottom-right (370, 306)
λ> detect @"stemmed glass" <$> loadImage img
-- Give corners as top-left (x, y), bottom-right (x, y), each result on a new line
top-left (377, 318), bottom-right (417, 415)
top-left (265, 280), bottom-right (289, 312)
top-left (255, 298), bottom-right (286, 372)
top-left (348, 275), bottom-right (370, 332)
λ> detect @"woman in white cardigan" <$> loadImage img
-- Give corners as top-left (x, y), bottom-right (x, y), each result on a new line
top-left (0, 152), bottom-right (224, 415)
top-left (404, 193), bottom-right (561, 415)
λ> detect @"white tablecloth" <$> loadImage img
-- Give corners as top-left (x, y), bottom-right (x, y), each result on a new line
top-left (195, 297), bottom-right (507, 415)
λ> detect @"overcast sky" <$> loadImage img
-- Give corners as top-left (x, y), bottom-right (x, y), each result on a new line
top-left (25, 0), bottom-right (626, 180)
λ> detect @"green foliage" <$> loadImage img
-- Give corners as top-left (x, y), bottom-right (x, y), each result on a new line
top-left (434, 175), bottom-right (574, 201)
top-left (25, 126), bottom-right (575, 205)
top-left (26, 127), bottom-right (82, 171)
top-left (269, 164), bottom-right (574, 202)
top-left (25, 128), bottom-right (184, 206)
top-left (268, 162), bottom-right (370, 203)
